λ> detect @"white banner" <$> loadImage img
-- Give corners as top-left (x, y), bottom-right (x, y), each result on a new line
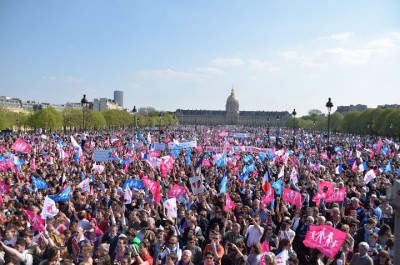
top-left (189, 176), bottom-right (206, 195)
top-left (93, 150), bottom-right (109, 162)
top-left (168, 140), bottom-right (197, 149)
top-left (205, 146), bottom-right (271, 154)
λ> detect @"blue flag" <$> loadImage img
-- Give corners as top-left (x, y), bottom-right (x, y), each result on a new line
top-left (272, 178), bottom-right (283, 195)
top-left (31, 176), bottom-right (49, 190)
top-left (268, 151), bottom-right (275, 160)
top-left (398, 168), bottom-right (400, 177)
top-left (216, 155), bottom-right (227, 168)
top-left (243, 155), bottom-right (253, 164)
top-left (122, 179), bottom-right (145, 190)
top-left (219, 172), bottom-right (227, 194)
top-left (49, 186), bottom-right (71, 202)
top-left (385, 161), bottom-right (392, 173)
top-left (258, 152), bottom-right (266, 163)
top-left (80, 172), bottom-right (86, 180)
top-left (239, 171), bottom-right (249, 183)
top-left (185, 148), bottom-right (192, 165)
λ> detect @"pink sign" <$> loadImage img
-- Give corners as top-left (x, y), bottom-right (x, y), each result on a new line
top-left (261, 187), bottom-right (275, 205)
top-left (11, 138), bottom-right (32, 153)
top-left (224, 193), bottom-right (235, 211)
top-left (142, 175), bottom-right (161, 204)
top-left (312, 192), bottom-right (326, 203)
top-left (282, 188), bottom-right (302, 208)
top-left (24, 209), bottom-right (45, 232)
top-left (319, 180), bottom-right (334, 196)
top-left (303, 225), bottom-right (347, 259)
top-left (160, 156), bottom-right (174, 177)
top-left (325, 187), bottom-right (346, 203)
top-left (168, 184), bottom-right (188, 199)
top-left (0, 181), bottom-right (10, 194)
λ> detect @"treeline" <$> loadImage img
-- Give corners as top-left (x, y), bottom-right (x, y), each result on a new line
top-left (0, 107), bottom-right (177, 131)
top-left (285, 108), bottom-right (400, 136)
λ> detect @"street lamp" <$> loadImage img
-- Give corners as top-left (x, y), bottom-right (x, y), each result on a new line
top-left (390, 123), bottom-right (393, 137)
top-left (276, 114), bottom-right (280, 128)
top-left (159, 113), bottom-right (162, 142)
top-left (325, 97), bottom-right (334, 158)
top-left (132, 106), bottom-right (137, 129)
top-left (81, 94), bottom-right (89, 131)
top-left (291, 109), bottom-right (297, 149)
top-left (313, 120), bottom-right (316, 133)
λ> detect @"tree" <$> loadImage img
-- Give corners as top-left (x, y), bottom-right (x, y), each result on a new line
top-left (308, 109), bottom-right (323, 116)
top-left (102, 109), bottom-right (133, 128)
top-left (28, 107), bottom-right (63, 130)
top-left (340, 112), bottom-right (362, 134)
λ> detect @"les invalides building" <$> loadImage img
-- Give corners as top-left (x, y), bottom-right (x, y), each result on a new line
top-left (175, 88), bottom-right (290, 126)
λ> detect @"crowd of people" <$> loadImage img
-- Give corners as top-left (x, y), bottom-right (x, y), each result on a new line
top-left (0, 125), bottom-right (398, 265)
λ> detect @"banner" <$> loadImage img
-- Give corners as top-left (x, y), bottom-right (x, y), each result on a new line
top-left (77, 178), bottom-right (90, 193)
top-left (303, 225), bottom-right (347, 259)
top-left (153, 142), bottom-right (166, 151)
top-left (93, 150), bottom-right (110, 162)
top-left (189, 176), bottom-right (206, 195)
top-left (11, 138), bottom-right (32, 153)
top-left (282, 188), bottom-right (302, 208)
top-left (160, 156), bottom-right (174, 177)
top-left (41, 196), bottom-right (59, 219)
top-left (168, 140), bottom-right (197, 149)
top-left (261, 187), bottom-right (275, 205)
top-left (168, 184), bottom-right (188, 199)
top-left (205, 146), bottom-right (271, 154)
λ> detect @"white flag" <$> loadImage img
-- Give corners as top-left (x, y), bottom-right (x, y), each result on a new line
top-left (290, 167), bottom-right (298, 185)
top-left (163, 198), bottom-right (177, 218)
top-left (364, 169), bottom-right (376, 184)
top-left (278, 165), bottom-right (285, 179)
top-left (78, 178), bottom-right (90, 193)
top-left (276, 249), bottom-right (289, 265)
top-left (41, 196), bottom-right (59, 219)
top-left (124, 188), bottom-right (132, 205)
top-left (147, 132), bottom-right (152, 144)
top-left (92, 164), bottom-right (105, 174)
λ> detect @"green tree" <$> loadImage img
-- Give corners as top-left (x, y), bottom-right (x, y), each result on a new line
top-left (102, 109), bottom-right (134, 128)
top-left (28, 107), bottom-right (63, 130)
top-left (341, 112), bottom-right (362, 134)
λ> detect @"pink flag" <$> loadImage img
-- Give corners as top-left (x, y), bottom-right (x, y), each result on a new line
top-left (24, 209), bottom-right (45, 232)
top-left (0, 181), bottom-right (10, 194)
top-left (195, 145), bottom-right (203, 152)
top-left (282, 188), bottom-right (302, 208)
top-left (325, 187), bottom-right (346, 203)
top-left (0, 161), bottom-right (9, 172)
top-left (218, 130), bottom-right (226, 137)
top-left (30, 158), bottom-right (36, 171)
top-left (168, 184), bottom-right (188, 199)
top-left (318, 180), bottom-right (334, 196)
top-left (124, 162), bottom-right (129, 173)
top-left (160, 156), bottom-right (174, 177)
top-left (376, 139), bottom-right (382, 152)
top-left (0, 195), bottom-right (3, 205)
top-left (320, 153), bottom-right (329, 160)
top-left (312, 192), bottom-right (326, 203)
top-left (142, 175), bottom-right (162, 204)
top-left (11, 138), bottom-right (32, 153)
top-left (260, 241), bottom-right (270, 253)
top-left (224, 193), bottom-right (235, 211)
top-left (261, 187), bottom-right (275, 205)
top-left (352, 160), bottom-right (357, 172)
top-left (303, 225), bottom-right (347, 259)
top-left (201, 159), bottom-right (210, 167)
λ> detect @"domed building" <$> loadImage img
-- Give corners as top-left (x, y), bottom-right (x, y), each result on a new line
top-left (175, 87), bottom-right (290, 126)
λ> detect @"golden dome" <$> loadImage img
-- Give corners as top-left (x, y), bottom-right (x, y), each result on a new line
top-left (226, 87), bottom-right (239, 113)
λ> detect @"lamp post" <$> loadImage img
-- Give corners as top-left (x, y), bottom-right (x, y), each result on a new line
top-left (390, 123), bottom-right (393, 137)
top-left (159, 113), bottom-right (162, 142)
top-left (291, 109), bottom-right (297, 149)
top-left (276, 114), bottom-right (280, 128)
top-left (81, 94), bottom-right (89, 131)
top-left (132, 106), bottom-right (137, 129)
top-left (313, 120), bottom-right (316, 134)
top-left (326, 97), bottom-right (333, 158)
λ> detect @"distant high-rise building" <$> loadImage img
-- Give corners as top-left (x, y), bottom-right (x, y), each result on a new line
top-left (114, 90), bottom-right (123, 107)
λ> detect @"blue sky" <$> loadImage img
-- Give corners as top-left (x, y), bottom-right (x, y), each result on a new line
top-left (1, 0), bottom-right (399, 116)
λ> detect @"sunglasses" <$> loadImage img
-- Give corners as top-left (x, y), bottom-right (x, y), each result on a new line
top-left (206, 256), bottom-right (213, 260)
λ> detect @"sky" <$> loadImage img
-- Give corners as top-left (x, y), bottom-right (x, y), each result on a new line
top-left (0, 0), bottom-right (399, 116)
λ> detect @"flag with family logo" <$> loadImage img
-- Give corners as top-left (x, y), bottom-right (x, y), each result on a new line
top-left (0, 181), bottom-right (10, 194)
top-left (31, 176), bottom-right (49, 190)
top-left (11, 138), bottom-right (32, 153)
top-left (77, 178), bottom-right (90, 193)
top-left (223, 193), bottom-right (235, 212)
top-left (142, 175), bottom-right (161, 204)
top-left (364, 169), bottom-right (376, 184)
top-left (122, 179), bottom-right (144, 190)
top-left (124, 187), bottom-right (132, 205)
top-left (282, 188), bottom-right (302, 208)
top-left (48, 186), bottom-right (71, 202)
top-left (24, 209), bottom-right (45, 232)
top-left (168, 184), bottom-right (188, 199)
top-left (325, 187), bottom-right (346, 203)
top-left (41, 196), bottom-right (59, 219)
top-left (261, 186), bottom-right (275, 205)
top-left (303, 225), bottom-right (347, 259)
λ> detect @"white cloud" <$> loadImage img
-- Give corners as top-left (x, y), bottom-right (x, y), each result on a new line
top-left (63, 76), bottom-right (85, 84)
top-left (41, 75), bottom-right (57, 81)
top-left (365, 38), bottom-right (396, 55)
top-left (278, 50), bottom-right (322, 67)
top-left (247, 59), bottom-right (282, 72)
top-left (318, 32), bottom-right (354, 40)
top-left (211, 58), bottom-right (245, 66)
top-left (195, 67), bottom-right (225, 76)
top-left (137, 69), bottom-right (207, 81)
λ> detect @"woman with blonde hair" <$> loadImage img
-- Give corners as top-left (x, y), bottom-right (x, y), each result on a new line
top-left (264, 252), bottom-right (277, 265)
top-left (246, 242), bottom-right (262, 265)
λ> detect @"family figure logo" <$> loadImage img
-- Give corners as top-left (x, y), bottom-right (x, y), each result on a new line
top-left (303, 225), bottom-right (347, 259)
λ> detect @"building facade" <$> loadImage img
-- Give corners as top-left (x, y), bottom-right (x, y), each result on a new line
top-left (336, 104), bottom-right (368, 115)
top-left (175, 88), bottom-right (290, 126)
top-left (92, 98), bottom-right (122, 112)
top-left (114, 90), bottom-right (123, 107)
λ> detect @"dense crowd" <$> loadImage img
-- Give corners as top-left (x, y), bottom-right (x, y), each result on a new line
top-left (0, 126), bottom-right (397, 265)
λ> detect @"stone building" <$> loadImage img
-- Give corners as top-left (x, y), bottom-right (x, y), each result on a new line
top-left (175, 88), bottom-right (290, 126)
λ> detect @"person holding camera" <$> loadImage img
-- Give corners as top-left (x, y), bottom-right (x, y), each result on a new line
top-left (203, 232), bottom-right (224, 265)
top-left (222, 241), bottom-right (247, 265)
top-left (243, 215), bottom-right (264, 249)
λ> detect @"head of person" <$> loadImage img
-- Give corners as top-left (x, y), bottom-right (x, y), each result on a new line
top-left (168, 236), bottom-right (179, 249)
top-left (15, 238), bottom-right (27, 253)
top-left (278, 238), bottom-right (291, 251)
top-left (232, 223), bottom-right (241, 234)
top-left (203, 251), bottom-right (214, 265)
top-left (358, 242), bottom-right (369, 256)
top-left (47, 246), bottom-right (61, 263)
top-left (187, 235), bottom-right (197, 249)
top-left (23, 230), bottom-right (34, 244)
top-left (377, 250), bottom-right (391, 264)
top-left (117, 237), bottom-right (128, 251)
top-left (109, 225), bottom-right (118, 236)
top-left (181, 250), bottom-right (192, 264)
top-left (166, 253), bottom-right (179, 265)
top-left (139, 239), bottom-right (151, 256)
top-left (74, 226), bottom-right (84, 239)
top-left (264, 252), bottom-right (276, 265)
top-left (250, 242), bottom-right (262, 254)
top-left (98, 243), bottom-right (110, 256)
top-left (288, 256), bottom-right (299, 265)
